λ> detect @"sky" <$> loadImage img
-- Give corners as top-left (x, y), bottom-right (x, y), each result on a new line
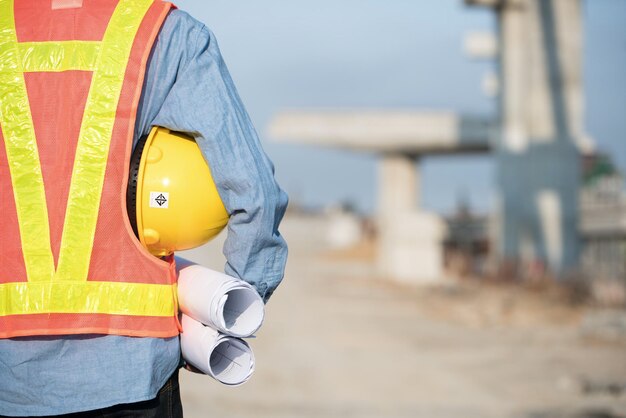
top-left (175, 0), bottom-right (626, 215)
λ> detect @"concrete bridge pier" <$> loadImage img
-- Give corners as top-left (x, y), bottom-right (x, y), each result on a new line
top-left (269, 111), bottom-right (493, 284)
top-left (377, 153), bottom-right (445, 283)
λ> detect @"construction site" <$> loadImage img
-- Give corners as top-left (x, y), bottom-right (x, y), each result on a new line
top-left (174, 0), bottom-right (626, 417)
top-left (178, 215), bottom-right (625, 418)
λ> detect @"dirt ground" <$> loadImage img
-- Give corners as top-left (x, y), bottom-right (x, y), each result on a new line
top-left (178, 215), bottom-right (626, 418)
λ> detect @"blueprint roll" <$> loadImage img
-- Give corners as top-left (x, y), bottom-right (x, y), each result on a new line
top-left (181, 314), bottom-right (255, 386)
top-left (175, 257), bottom-right (265, 338)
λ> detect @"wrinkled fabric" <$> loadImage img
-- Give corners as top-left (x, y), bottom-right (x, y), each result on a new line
top-left (0, 9), bottom-right (288, 416)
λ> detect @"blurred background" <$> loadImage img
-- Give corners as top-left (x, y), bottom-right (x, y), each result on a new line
top-left (175, 1), bottom-right (626, 417)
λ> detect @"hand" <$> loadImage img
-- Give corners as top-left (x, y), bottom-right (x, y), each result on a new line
top-left (184, 363), bottom-right (204, 374)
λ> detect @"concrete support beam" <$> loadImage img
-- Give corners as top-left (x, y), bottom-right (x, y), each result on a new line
top-left (269, 111), bottom-right (493, 155)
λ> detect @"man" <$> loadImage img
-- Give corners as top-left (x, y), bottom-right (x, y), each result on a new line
top-left (0, 1), bottom-right (288, 416)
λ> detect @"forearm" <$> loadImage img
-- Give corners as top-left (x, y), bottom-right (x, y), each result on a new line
top-left (146, 13), bottom-right (288, 301)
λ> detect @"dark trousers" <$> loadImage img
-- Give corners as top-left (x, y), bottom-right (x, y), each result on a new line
top-left (1, 370), bottom-right (183, 418)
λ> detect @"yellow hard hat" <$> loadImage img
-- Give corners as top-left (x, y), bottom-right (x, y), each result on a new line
top-left (127, 127), bottom-right (229, 257)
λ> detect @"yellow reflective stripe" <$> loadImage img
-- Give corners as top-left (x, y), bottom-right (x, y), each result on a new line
top-left (0, 0), bottom-right (55, 283)
top-left (0, 282), bottom-right (176, 316)
top-left (55, 0), bottom-right (154, 281)
top-left (18, 41), bottom-right (101, 72)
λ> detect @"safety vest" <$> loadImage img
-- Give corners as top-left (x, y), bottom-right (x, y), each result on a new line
top-left (0, 0), bottom-right (179, 338)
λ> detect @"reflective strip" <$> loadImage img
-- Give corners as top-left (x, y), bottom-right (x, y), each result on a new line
top-left (18, 41), bottom-right (100, 72)
top-left (55, 0), bottom-right (154, 281)
top-left (0, 0), bottom-right (55, 283)
top-left (0, 282), bottom-right (177, 316)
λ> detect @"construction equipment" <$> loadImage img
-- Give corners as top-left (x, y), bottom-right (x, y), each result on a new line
top-left (127, 127), bottom-right (229, 256)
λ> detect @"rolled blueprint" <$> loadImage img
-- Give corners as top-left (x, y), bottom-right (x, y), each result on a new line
top-left (180, 314), bottom-right (255, 386)
top-left (175, 257), bottom-right (265, 338)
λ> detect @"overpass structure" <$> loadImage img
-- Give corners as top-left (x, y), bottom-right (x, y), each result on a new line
top-left (270, 0), bottom-right (589, 284)
top-left (270, 111), bottom-right (495, 283)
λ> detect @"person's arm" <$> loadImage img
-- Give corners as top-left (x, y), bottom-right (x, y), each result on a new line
top-left (140, 11), bottom-right (288, 302)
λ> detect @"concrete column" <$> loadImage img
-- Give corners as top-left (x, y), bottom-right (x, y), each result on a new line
top-left (533, 0), bottom-right (582, 272)
top-left (495, 0), bottom-right (530, 268)
top-left (526, 0), bottom-right (585, 145)
top-left (499, 0), bottom-right (529, 153)
top-left (495, 0), bottom-right (582, 275)
top-left (378, 153), bottom-right (418, 216)
top-left (377, 154), bottom-right (444, 284)
top-left (554, 0), bottom-right (585, 145)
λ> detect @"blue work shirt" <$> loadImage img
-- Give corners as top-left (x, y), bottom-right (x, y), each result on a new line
top-left (0, 10), bottom-right (288, 416)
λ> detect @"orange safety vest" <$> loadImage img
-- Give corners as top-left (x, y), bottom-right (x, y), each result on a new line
top-left (0, 0), bottom-right (179, 338)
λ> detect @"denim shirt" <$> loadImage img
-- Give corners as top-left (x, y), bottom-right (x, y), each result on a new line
top-left (0, 10), bottom-right (288, 416)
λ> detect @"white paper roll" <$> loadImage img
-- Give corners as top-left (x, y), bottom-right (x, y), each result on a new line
top-left (176, 257), bottom-right (265, 338)
top-left (180, 314), bottom-right (255, 386)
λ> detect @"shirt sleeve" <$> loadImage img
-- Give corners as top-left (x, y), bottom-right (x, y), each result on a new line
top-left (144, 11), bottom-right (288, 302)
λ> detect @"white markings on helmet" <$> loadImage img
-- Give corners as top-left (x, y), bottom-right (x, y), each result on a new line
top-left (150, 192), bottom-right (169, 209)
